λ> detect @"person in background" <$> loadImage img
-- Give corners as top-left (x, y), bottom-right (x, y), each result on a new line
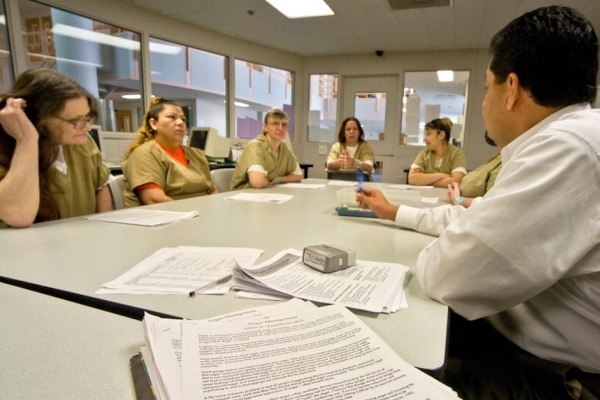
top-left (448, 132), bottom-right (501, 208)
top-left (230, 108), bottom-right (302, 190)
top-left (0, 68), bottom-right (112, 228)
top-left (408, 117), bottom-right (466, 187)
top-left (122, 97), bottom-right (217, 207)
top-left (326, 116), bottom-right (375, 173)
top-left (357, 6), bottom-right (600, 398)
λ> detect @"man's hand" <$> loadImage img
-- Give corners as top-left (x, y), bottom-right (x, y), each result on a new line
top-left (355, 187), bottom-right (399, 221)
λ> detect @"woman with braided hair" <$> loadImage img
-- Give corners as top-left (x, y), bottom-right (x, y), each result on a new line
top-left (122, 98), bottom-right (217, 207)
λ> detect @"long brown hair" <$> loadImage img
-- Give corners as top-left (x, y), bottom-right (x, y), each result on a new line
top-left (337, 116), bottom-right (365, 145)
top-left (0, 68), bottom-right (96, 222)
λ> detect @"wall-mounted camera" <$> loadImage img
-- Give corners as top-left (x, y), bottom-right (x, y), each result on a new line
top-left (375, 50), bottom-right (384, 57)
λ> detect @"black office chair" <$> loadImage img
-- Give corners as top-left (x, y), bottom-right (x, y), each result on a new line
top-left (326, 170), bottom-right (372, 182)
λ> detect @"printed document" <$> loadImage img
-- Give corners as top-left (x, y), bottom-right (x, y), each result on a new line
top-left (280, 183), bottom-right (326, 189)
top-left (141, 300), bottom-right (458, 400)
top-left (86, 209), bottom-right (198, 226)
top-left (142, 299), bottom-right (315, 400)
top-left (233, 249), bottom-right (409, 313)
top-left (98, 246), bottom-right (263, 295)
top-left (178, 302), bottom-right (458, 399)
top-left (225, 193), bottom-right (293, 203)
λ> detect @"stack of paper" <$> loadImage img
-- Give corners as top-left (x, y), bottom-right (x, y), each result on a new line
top-left (86, 209), bottom-right (198, 226)
top-left (138, 299), bottom-right (460, 400)
top-left (232, 249), bottom-right (409, 313)
top-left (97, 247), bottom-right (263, 295)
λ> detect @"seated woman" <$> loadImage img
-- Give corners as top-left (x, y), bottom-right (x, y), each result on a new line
top-left (230, 108), bottom-right (302, 190)
top-left (122, 98), bottom-right (217, 207)
top-left (408, 117), bottom-right (467, 187)
top-left (448, 132), bottom-right (502, 208)
top-left (0, 68), bottom-right (112, 228)
top-left (326, 117), bottom-right (375, 173)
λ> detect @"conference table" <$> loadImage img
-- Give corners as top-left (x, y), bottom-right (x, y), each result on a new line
top-left (0, 283), bottom-right (143, 399)
top-left (1, 179), bottom-right (450, 397)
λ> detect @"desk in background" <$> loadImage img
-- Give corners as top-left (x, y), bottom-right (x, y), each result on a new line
top-left (209, 161), bottom-right (314, 179)
top-left (0, 180), bottom-right (448, 374)
top-left (110, 160), bottom-right (314, 179)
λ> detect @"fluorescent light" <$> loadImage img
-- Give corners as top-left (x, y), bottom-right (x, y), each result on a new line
top-left (437, 70), bottom-right (454, 82)
top-left (225, 100), bottom-right (250, 107)
top-left (52, 24), bottom-right (181, 55)
top-left (266, 0), bottom-right (334, 19)
top-left (122, 94), bottom-right (141, 99)
top-left (26, 52), bottom-right (102, 68)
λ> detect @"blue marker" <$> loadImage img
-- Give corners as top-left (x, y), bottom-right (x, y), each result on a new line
top-left (356, 171), bottom-right (364, 193)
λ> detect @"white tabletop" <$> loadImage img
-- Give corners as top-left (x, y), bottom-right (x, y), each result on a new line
top-left (0, 179), bottom-right (449, 369)
top-left (0, 283), bottom-right (143, 400)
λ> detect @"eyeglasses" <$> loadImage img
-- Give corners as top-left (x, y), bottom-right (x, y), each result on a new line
top-left (267, 121), bottom-right (288, 128)
top-left (55, 113), bottom-right (96, 130)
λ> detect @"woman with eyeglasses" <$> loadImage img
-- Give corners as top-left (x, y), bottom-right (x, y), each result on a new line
top-left (122, 97), bottom-right (218, 207)
top-left (408, 117), bottom-right (467, 187)
top-left (0, 68), bottom-right (112, 228)
top-left (326, 116), bottom-right (375, 173)
top-left (230, 108), bottom-right (302, 190)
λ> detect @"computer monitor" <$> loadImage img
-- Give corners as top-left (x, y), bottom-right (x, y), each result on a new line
top-left (188, 127), bottom-right (232, 161)
top-left (89, 125), bottom-right (103, 152)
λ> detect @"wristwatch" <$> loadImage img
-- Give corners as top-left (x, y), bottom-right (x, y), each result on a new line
top-left (454, 195), bottom-right (465, 206)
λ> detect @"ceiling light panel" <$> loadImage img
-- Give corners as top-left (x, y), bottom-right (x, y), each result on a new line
top-left (265, 0), bottom-right (334, 19)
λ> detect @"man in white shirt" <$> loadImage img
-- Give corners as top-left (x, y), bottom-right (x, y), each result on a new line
top-left (358, 6), bottom-right (600, 399)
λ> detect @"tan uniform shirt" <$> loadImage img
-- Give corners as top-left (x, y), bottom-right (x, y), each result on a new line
top-left (327, 141), bottom-right (375, 167)
top-left (0, 137), bottom-right (110, 228)
top-left (459, 153), bottom-right (502, 198)
top-left (411, 144), bottom-right (467, 174)
top-left (230, 134), bottom-right (300, 190)
top-left (122, 140), bottom-right (213, 207)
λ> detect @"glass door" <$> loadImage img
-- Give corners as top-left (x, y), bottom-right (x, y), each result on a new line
top-left (342, 76), bottom-right (400, 181)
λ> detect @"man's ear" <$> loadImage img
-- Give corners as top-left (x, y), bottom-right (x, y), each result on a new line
top-left (505, 72), bottom-right (520, 110)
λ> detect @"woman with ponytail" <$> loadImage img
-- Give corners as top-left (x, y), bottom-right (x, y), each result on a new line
top-left (122, 98), bottom-right (217, 207)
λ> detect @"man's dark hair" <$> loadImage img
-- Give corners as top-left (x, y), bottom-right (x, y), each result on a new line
top-left (489, 6), bottom-right (598, 107)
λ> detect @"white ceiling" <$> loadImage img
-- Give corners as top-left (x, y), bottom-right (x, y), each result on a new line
top-left (118, 0), bottom-right (600, 56)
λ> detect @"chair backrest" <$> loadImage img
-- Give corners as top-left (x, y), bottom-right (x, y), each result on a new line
top-left (210, 168), bottom-right (235, 193)
top-left (326, 170), bottom-right (372, 182)
top-left (108, 175), bottom-right (126, 209)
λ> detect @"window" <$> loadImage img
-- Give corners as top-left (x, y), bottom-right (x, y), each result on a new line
top-left (0, 0), bottom-right (13, 92)
top-left (18, 0), bottom-right (143, 132)
top-left (234, 59), bottom-right (294, 140)
top-left (307, 74), bottom-right (338, 143)
top-left (149, 37), bottom-right (228, 137)
top-left (402, 71), bottom-right (470, 146)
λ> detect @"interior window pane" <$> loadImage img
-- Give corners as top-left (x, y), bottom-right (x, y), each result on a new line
top-left (150, 37), bottom-right (228, 139)
top-left (234, 59), bottom-right (294, 141)
top-left (18, 0), bottom-right (143, 133)
top-left (354, 92), bottom-right (386, 142)
top-left (402, 71), bottom-right (469, 146)
top-left (307, 74), bottom-right (337, 143)
top-left (0, 0), bottom-right (14, 92)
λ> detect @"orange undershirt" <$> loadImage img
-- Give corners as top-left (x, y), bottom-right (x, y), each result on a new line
top-left (135, 142), bottom-right (189, 191)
